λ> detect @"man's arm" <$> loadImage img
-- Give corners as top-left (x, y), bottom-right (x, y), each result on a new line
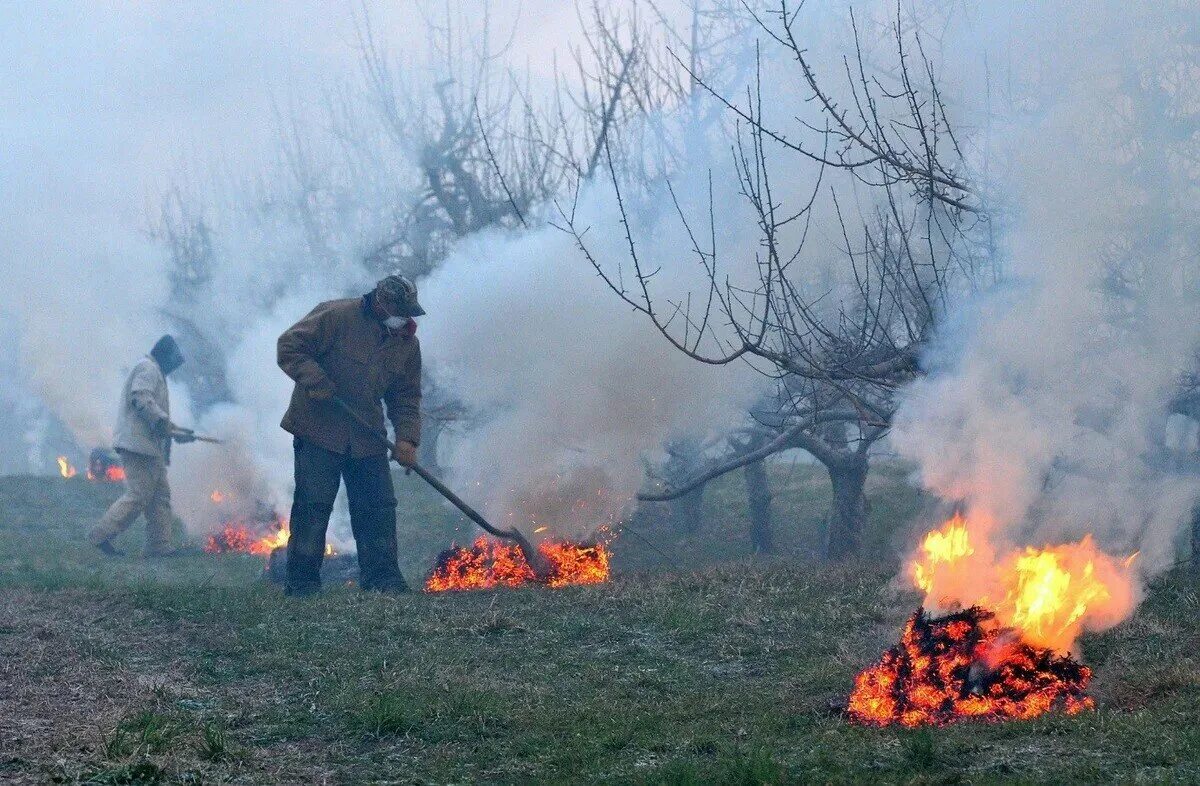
top-left (278, 303), bottom-right (338, 399)
top-left (129, 362), bottom-right (169, 429)
top-left (384, 340), bottom-right (422, 451)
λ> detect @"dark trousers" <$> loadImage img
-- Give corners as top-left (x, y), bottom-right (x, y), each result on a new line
top-left (286, 437), bottom-right (406, 594)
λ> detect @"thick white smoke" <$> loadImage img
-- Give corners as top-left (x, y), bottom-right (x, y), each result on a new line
top-left (0, 1), bottom-right (750, 546)
top-left (420, 178), bottom-right (758, 536)
top-left (8, 0), bottom-right (1197, 577)
top-left (892, 2), bottom-right (1200, 591)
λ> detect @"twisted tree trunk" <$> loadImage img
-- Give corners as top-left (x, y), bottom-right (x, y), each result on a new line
top-left (744, 457), bottom-right (774, 554)
top-left (1192, 505), bottom-right (1200, 571)
top-left (671, 485), bottom-right (706, 535)
top-left (824, 452), bottom-right (869, 561)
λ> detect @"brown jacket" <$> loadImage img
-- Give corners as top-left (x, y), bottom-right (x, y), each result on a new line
top-left (278, 296), bottom-right (422, 456)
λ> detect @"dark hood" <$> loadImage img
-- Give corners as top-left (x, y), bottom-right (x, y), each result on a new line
top-left (150, 334), bottom-right (185, 376)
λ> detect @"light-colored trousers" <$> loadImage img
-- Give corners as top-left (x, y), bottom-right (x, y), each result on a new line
top-left (89, 449), bottom-right (174, 555)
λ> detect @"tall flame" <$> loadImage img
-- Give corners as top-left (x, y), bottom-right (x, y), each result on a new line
top-left (911, 512), bottom-right (975, 595)
top-left (906, 514), bottom-right (1137, 653)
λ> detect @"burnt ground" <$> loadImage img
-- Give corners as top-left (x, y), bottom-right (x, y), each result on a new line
top-left (1, 472), bottom-right (1199, 784)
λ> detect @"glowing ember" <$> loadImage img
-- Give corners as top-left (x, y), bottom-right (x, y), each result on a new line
top-left (204, 519), bottom-right (335, 557)
top-left (56, 456), bottom-right (77, 478)
top-left (848, 606), bottom-right (1093, 727)
top-left (850, 512), bottom-right (1138, 726)
top-left (204, 521), bottom-right (289, 556)
top-left (425, 536), bottom-right (610, 592)
top-left (86, 466), bottom-right (126, 482)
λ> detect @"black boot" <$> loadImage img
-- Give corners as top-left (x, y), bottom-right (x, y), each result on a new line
top-left (94, 540), bottom-right (125, 558)
top-left (285, 502), bottom-right (333, 596)
top-left (352, 506), bottom-right (408, 592)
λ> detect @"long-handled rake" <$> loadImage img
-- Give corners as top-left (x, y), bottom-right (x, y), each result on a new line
top-left (333, 398), bottom-right (552, 580)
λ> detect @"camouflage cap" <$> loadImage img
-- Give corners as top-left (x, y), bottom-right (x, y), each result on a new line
top-left (375, 273), bottom-right (426, 317)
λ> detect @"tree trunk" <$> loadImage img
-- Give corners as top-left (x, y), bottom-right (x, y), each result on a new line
top-left (1192, 505), bottom-right (1200, 571)
top-left (744, 457), bottom-right (774, 554)
top-left (824, 454), bottom-right (869, 560)
top-left (671, 484), bottom-right (706, 534)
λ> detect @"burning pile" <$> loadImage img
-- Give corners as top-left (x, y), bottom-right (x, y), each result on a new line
top-left (56, 448), bottom-right (127, 482)
top-left (848, 607), bottom-right (1093, 727)
top-left (425, 536), bottom-right (610, 591)
top-left (201, 493), bottom-right (316, 557)
top-left (87, 448), bottom-right (126, 482)
top-left (849, 513), bottom-right (1136, 727)
top-left (204, 518), bottom-right (290, 557)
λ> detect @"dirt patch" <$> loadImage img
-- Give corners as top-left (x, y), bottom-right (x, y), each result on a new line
top-left (0, 591), bottom-right (181, 781)
top-left (0, 589), bottom-right (264, 782)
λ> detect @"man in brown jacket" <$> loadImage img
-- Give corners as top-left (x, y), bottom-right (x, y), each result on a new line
top-left (277, 274), bottom-right (424, 595)
top-left (90, 335), bottom-right (196, 557)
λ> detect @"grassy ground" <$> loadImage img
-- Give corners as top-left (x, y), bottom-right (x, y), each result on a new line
top-left (1, 469), bottom-right (1198, 784)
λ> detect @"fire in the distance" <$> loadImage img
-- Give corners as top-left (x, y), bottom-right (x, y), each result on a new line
top-left (56, 449), bottom-right (127, 483)
top-left (425, 536), bottom-right (611, 592)
top-left (56, 457), bottom-right (77, 478)
top-left (849, 513), bottom-right (1138, 727)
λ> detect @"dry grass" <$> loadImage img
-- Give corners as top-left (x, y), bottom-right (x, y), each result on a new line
top-left (0, 474), bottom-right (1198, 783)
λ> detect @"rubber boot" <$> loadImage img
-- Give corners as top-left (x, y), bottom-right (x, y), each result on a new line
top-left (352, 506), bottom-right (409, 593)
top-left (285, 502), bottom-right (334, 596)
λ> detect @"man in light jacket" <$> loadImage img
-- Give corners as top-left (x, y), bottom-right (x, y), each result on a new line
top-left (89, 335), bottom-right (195, 557)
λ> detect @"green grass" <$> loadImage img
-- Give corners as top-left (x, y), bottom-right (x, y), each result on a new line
top-left (0, 469), bottom-right (1197, 783)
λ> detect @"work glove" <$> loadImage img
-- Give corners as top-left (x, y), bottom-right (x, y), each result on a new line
top-left (392, 440), bottom-right (418, 467)
top-left (171, 426), bottom-right (197, 444)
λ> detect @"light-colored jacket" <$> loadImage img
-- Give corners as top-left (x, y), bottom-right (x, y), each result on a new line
top-left (113, 356), bottom-right (171, 462)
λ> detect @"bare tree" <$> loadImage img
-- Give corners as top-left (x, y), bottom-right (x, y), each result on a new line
top-left (563, 1), bottom-right (990, 558)
top-left (149, 187), bottom-right (234, 412)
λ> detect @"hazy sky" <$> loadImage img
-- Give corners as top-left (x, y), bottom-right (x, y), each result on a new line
top-left (0, 2), bottom-right (595, 233)
top-left (0, 1), bottom-right (628, 451)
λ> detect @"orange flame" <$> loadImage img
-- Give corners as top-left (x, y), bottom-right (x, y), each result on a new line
top-left (425, 536), bottom-right (610, 592)
top-left (204, 522), bottom-right (285, 557)
top-left (911, 512), bottom-right (975, 596)
top-left (56, 456), bottom-right (77, 478)
top-left (203, 491), bottom-right (336, 558)
top-left (905, 514), bottom-right (1136, 653)
top-left (204, 519), bottom-right (335, 558)
top-left (87, 466), bottom-right (126, 482)
top-left (849, 512), bottom-right (1139, 726)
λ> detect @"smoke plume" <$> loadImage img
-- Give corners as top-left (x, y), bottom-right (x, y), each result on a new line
top-left (0, 1), bottom-right (752, 545)
top-left (891, 1), bottom-right (1200, 641)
